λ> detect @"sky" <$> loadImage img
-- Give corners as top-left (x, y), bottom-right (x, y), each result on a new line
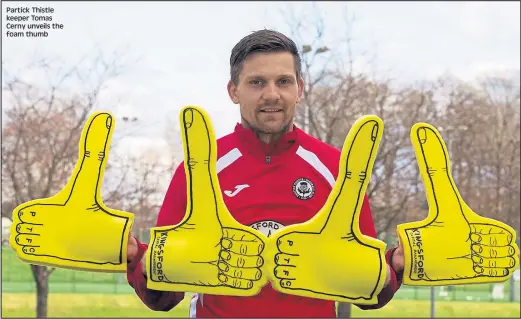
top-left (2, 1), bottom-right (520, 161)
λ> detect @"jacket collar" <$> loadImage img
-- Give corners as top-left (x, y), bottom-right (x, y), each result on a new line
top-left (234, 123), bottom-right (299, 158)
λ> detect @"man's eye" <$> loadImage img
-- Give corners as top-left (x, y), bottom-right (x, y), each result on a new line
top-left (279, 79), bottom-right (291, 84)
top-left (250, 80), bottom-right (262, 85)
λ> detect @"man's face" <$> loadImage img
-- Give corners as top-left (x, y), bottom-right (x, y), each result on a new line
top-left (227, 51), bottom-right (304, 135)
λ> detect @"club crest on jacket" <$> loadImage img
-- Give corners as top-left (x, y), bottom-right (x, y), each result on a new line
top-left (292, 177), bottom-right (315, 200)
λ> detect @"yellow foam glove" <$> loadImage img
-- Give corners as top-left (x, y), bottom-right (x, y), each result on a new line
top-left (9, 112), bottom-right (134, 272)
top-left (265, 115), bottom-right (388, 304)
top-left (397, 123), bottom-right (519, 286)
top-left (145, 106), bottom-right (268, 296)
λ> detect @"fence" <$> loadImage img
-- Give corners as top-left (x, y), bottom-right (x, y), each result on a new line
top-left (2, 244), bottom-right (520, 303)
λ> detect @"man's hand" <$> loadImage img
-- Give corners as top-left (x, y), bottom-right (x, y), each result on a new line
top-left (391, 244), bottom-right (404, 273)
top-left (145, 106), bottom-right (268, 297)
top-left (382, 242), bottom-right (404, 287)
top-left (126, 234), bottom-right (149, 277)
top-left (9, 112), bottom-right (134, 272)
top-left (265, 115), bottom-right (388, 305)
top-left (127, 234), bottom-right (139, 263)
top-left (397, 123), bottom-right (519, 286)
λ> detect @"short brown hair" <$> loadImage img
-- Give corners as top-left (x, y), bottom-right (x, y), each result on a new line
top-left (229, 29), bottom-right (302, 86)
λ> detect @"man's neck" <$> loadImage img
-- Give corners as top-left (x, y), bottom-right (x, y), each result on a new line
top-left (241, 120), bottom-right (294, 145)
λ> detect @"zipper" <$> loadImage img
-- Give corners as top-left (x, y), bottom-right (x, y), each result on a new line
top-left (265, 155), bottom-right (271, 164)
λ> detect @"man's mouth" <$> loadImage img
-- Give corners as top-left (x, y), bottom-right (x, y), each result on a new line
top-left (259, 108), bottom-right (283, 113)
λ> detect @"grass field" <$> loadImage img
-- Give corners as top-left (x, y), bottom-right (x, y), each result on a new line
top-left (2, 293), bottom-right (520, 318)
top-left (2, 246), bottom-right (126, 286)
top-left (4, 246), bottom-right (519, 302)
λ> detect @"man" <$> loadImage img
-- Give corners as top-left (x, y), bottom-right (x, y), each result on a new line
top-left (126, 29), bottom-right (404, 318)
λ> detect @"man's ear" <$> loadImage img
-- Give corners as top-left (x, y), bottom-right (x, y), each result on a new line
top-left (227, 80), bottom-right (240, 104)
top-left (296, 77), bottom-right (305, 104)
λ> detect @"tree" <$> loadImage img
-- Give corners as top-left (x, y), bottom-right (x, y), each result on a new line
top-left (1, 52), bottom-right (170, 318)
top-left (434, 74), bottom-right (520, 233)
top-left (106, 142), bottom-right (176, 242)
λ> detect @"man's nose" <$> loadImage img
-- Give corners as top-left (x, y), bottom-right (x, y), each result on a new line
top-left (262, 82), bottom-right (281, 102)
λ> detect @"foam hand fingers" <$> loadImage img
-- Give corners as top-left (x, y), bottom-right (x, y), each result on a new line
top-left (222, 228), bottom-right (265, 256)
top-left (219, 250), bottom-right (264, 268)
top-left (219, 228), bottom-right (266, 288)
top-left (472, 255), bottom-right (517, 270)
top-left (217, 261), bottom-right (263, 280)
top-left (9, 203), bottom-right (42, 256)
top-left (470, 224), bottom-right (515, 247)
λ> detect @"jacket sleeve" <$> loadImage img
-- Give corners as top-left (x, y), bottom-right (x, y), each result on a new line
top-left (126, 162), bottom-right (188, 311)
top-left (354, 195), bottom-right (403, 310)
